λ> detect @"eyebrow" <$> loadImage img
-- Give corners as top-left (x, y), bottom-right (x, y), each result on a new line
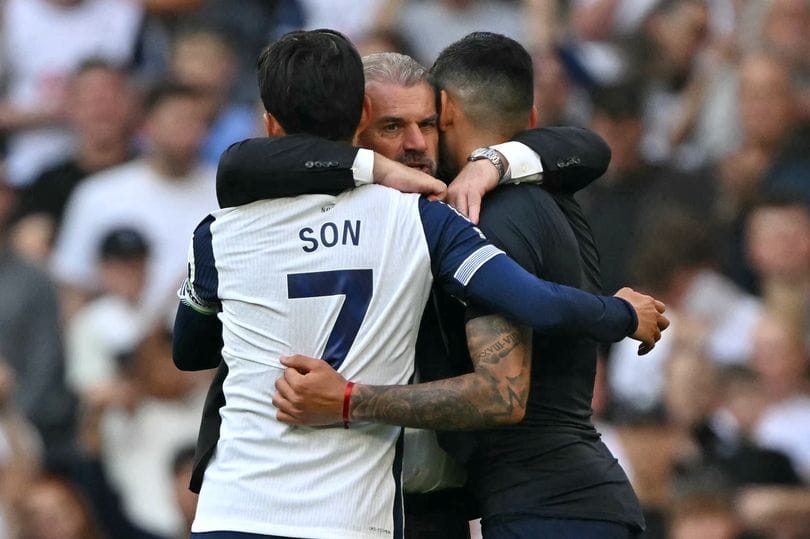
top-left (376, 116), bottom-right (405, 124)
top-left (376, 114), bottom-right (438, 124)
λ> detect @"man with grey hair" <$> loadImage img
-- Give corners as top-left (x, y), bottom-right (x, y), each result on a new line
top-left (356, 53), bottom-right (438, 176)
top-left (201, 41), bottom-right (665, 539)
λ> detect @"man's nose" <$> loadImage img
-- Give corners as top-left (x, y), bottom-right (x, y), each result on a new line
top-left (402, 123), bottom-right (427, 152)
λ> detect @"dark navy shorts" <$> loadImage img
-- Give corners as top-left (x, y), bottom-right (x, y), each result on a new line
top-left (481, 515), bottom-right (641, 539)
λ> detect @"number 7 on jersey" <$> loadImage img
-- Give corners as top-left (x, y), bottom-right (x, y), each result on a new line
top-left (287, 269), bottom-right (373, 370)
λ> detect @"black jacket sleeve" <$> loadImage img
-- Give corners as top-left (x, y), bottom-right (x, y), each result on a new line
top-left (510, 127), bottom-right (611, 194)
top-left (216, 134), bottom-right (359, 208)
top-left (214, 127), bottom-right (610, 208)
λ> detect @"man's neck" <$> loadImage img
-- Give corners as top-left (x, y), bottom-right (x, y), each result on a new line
top-left (454, 128), bottom-right (510, 171)
top-left (76, 139), bottom-right (130, 173)
top-left (148, 155), bottom-right (196, 179)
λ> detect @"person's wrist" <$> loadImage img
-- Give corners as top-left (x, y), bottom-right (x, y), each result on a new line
top-left (342, 381), bottom-right (355, 429)
top-left (614, 297), bottom-right (639, 336)
top-left (468, 147), bottom-right (506, 180)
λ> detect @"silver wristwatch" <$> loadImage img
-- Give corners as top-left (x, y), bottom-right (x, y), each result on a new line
top-left (467, 147), bottom-right (506, 180)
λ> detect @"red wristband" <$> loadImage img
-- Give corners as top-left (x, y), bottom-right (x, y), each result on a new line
top-left (343, 381), bottom-right (355, 429)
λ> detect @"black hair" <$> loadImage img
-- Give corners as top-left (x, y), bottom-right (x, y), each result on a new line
top-left (257, 29), bottom-right (364, 142)
top-left (430, 31), bottom-right (533, 133)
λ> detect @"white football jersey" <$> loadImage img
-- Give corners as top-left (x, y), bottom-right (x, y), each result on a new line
top-left (183, 185), bottom-right (502, 539)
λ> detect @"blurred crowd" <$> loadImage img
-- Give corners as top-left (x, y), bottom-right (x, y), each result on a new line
top-left (0, 0), bottom-right (808, 538)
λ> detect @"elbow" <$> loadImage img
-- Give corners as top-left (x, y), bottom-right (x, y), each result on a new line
top-left (505, 406), bottom-right (526, 425)
top-left (492, 406), bottom-right (525, 426)
top-left (492, 400), bottom-right (527, 426)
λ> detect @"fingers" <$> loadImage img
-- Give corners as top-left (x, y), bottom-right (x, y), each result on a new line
top-left (654, 299), bottom-right (666, 313)
top-left (428, 191), bottom-right (445, 202)
top-left (273, 375), bottom-right (300, 421)
top-left (452, 192), bottom-right (469, 221)
top-left (274, 370), bottom-right (297, 404)
top-left (467, 199), bottom-right (481, 225)
top-left (429, 179), bottom-right (447, 198)
top-left (280, 354), bottom-right (321, 373)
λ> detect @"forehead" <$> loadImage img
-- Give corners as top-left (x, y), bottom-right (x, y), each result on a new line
top-left (366, 81), bottom-right (435, 121)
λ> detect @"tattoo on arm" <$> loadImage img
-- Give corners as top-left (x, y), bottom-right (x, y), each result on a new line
top-left (350, 315), bottom-right (532, 430)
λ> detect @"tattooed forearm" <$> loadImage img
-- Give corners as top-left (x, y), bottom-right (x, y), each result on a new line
top-left (350, 315), bottom-right (532, 430)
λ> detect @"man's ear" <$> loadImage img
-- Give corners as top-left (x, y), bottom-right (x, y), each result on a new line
top-left (263, 112), bottom-right (286, 137)
top-left (528, 105), bottom-right (538, 129)
top-left (439, 90), bottom-right (454, 132)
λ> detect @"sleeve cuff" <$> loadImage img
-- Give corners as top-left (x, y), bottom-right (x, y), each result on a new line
top-left (615, 297), bottom-right (639, 337)
top-left (491, 141), bottom-right (543, 184)
top-left (352, 148), bottom-right (374, 186)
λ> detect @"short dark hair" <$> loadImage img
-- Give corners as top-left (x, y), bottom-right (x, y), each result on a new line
top-left (257, 29), bottom-right (364, 142)
top-left (99, 227), bottom-right (150, 261)
top-left (430, 32), bottom-right (533, 135)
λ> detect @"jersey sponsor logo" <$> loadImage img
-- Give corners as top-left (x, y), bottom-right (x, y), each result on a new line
top-left (299, 220), bottom-right (362, 253)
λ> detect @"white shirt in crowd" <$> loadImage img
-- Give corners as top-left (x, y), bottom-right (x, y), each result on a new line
top-left (51, 158), bottom-right (217, 322)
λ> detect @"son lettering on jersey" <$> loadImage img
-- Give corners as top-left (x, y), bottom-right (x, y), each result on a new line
top-left (299, 220), bottom-right (362, 253)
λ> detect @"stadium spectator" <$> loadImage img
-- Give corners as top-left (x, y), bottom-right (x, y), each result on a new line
top-left (382, 0), bottom-right (528, 66)
top-left (0, 176), bottom-right (76, 456)
top-left (165, 0), bottom-right (305, 104)
top-left (15, 476), bottom-right (105, 539)
top-left (749, 312), bottom-right (810, 482)
top-left (579, 81), bottom-right (717, 295)
top-left (531, 49), bottom-right (590, 128)
top-left (608, 209), bottom-right (762, 419)
top-left (717, 54), bottom-right (805, 292)
top-left (0, 0), bottom-right (143, 187)
top-left (168, 27), bottom-right (259, 166)
top-left (99, 324), bottom-right (209, 538)
top-left (65, 227), bottom-right (151, 398)
top-left (9, 59), bottom-right (139, 264)
top-left (745, 196), bottom-right (810, 335)
top-left (50, 81), bottom-right (216, 322)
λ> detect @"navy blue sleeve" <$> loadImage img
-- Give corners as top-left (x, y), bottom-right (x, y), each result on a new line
top-left (179, 214), bottom-right (221, 314)
top-left (173, 214), bottom-right (224, 371)
top-left (418, 198), bottom-right (637, 342)
top-left (172, 302), bottom-right (223, 371)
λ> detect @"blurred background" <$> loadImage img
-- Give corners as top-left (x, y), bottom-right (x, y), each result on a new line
top-left (0, 1), bottom-right (808, 538)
